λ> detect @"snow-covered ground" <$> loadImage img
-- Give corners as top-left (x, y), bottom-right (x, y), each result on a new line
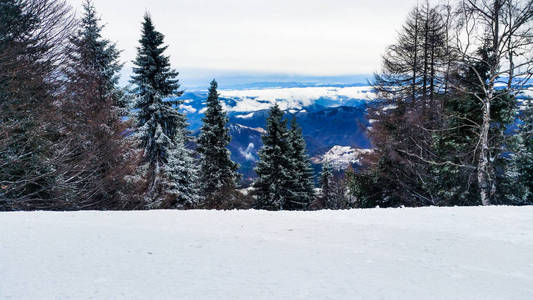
top-left (1, 206), bottom-right (533, 299)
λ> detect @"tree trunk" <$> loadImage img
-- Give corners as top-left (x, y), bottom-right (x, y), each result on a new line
top-left (412, 8), bottom-right (419, 104)
top-left (477, 0), bottom-right (502, 206)
top-left (422, 10), bottom-right (429, 112)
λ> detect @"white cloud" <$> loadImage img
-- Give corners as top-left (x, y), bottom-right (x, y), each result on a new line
top-left (235, 112), bottom-right (255, 119)
top-left (239, 143), bottom-right (256, 161)
top-left (66, 0), bottom-right (421, 75)
top-left (179, 104), bottom-right (197, 113)
top-left (220, 86), bottom-right (376, 112)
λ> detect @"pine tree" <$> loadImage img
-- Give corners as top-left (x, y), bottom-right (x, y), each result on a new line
top-left (131, 13), bottom-right (198, 208)
top-left (253, 105), bottom-right (296, 210)
top-left (0, 0), bottom-right (73, 210)
top-left (518, 100), bottom-right (533, 203)
top-left (58, 0), bottom-right (142, 209)
top-left (504, 98), bottom-right (533, 204)
top-left (197, 80), bottom-right (240, 207)
top-left (66, 0), bottom-right (123, 104)
top-left (157, 129), bottom-right (199, 209)
top-left (285, 117), bottom-right (315, 209)
top-left (319, 162), bottom-right (334, 208)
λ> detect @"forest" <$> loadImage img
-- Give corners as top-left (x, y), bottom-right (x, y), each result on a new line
top-left (1, 0), bottom-right (532, 211)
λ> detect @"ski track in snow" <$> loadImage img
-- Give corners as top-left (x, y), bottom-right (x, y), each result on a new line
top-left (1, 206), bottom-right (533, 299)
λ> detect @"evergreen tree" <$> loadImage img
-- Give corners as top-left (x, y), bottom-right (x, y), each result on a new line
top-left (197, 80), bottom-right (240, 208)
top-left (66, 0), bottom-right (123, 105)
top-left (253, 105), bottom-right (296, 210)
top-left (286, 117), bottom-right (315, 209)
top-left (504, 98), bottom-right (533, 204)
top-left (0, 0), bottom-right (73, 210)
top-left (157, 129), bottom-right (199, 209)
top-left (518, 100), bottom-right (533, 203)
top-left (319, 162), bottom-right (334, 208)
top-left (432, 41), bottom-right (519, 206)
top-left (426, 44), bottom-right (493, 206)
top-left (317, 163), bottom-right (352, 209)
top-left (131, 13), bottom-right (198, 207)
top-left (59, 0), bottom-right (141, 209)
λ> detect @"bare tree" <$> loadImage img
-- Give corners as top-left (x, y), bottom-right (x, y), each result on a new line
top-left (367, 2), bottom-right (455, 206)
top-left (455, 0), bottom-right (533, 205)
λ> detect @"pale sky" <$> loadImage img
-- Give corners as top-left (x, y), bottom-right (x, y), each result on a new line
top-left (66, 0), bottom-right (420, 78)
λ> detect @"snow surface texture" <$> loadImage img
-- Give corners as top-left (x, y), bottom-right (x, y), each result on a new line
top-left (1, 206), bottom-right (533, 300)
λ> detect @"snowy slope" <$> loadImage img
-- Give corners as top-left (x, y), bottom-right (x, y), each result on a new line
top-left (1, 206), bottom-right (533, 299)
top-left (313, 145), bottom-right (373, 170)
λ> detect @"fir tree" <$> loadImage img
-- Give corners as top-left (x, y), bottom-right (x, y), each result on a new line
top-left (58, 0), bottom-right (142, 209)
top-left (0, 0), bottom-right (73, 209)
top-left (317, 162), bottom-right (352, 209)
top-left (131, 13), bottom-right (197, 207)
top-left (286, 117), bottom-right (315, 209)
top-left (319, 162), bottom-right (334, 208)
top-left (196, 80), bottom-right (240, 208)
top-left (66, 0), bottom-right (123, 105)
top-left (505, 98), bottom-right (533, 204)
top-left (518, 100), bottom-right (533, 203)
top-left (131, 14), bottom-right (180, 98)
top-left (157, 129), bottom-right (199, 209)
top-left (253, 105), bottom-right (296, 210)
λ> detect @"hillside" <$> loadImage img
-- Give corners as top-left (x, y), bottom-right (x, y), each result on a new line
top-left (1, 206), bottom-right (532, 299)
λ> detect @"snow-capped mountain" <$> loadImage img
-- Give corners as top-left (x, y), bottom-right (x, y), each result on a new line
top-left (312, 146), bottom-right (373, 171)
top-left (177, 82), bottom-right (377, 182)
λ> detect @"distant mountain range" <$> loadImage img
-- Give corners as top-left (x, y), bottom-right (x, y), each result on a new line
top-left (173, 82), bottom-right (377, 184)
top-left (169, 79), bottom-right (532, 184)
top-left (177, 71), bottom-right (374, 91)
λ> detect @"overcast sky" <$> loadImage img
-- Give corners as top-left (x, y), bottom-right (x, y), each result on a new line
top-left (66, 0), bottom-right (420, 78)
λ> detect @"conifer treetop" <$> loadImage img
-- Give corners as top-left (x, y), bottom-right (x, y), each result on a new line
top-left (130, 13), bottom-right (181, 98)
top-left (68, 0), bottom-right (122, 99)
top-left (197, 79), bottom-right (240, 202)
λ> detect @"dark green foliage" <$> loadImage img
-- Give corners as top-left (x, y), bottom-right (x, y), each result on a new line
top-left (431, 42), bottom-right (520, 206)
top-left (348, 158), bottom-right (403, 208)
top-left (0, 0), bottom-right (72, 209)
top-left (253, 106), bottom-right (315, 210)
top-left (500, 99), bottom-right (533, 205)
top-left (253, 105), bottom-right (296, 210)
top-left (130, 13), bottom-right (198, 207)
top-left (67, 1), bottom-right (122, 99)
top-left (286, 117), bottom-right (315, 209)
top-left (517, 101), bottom-right (533, 203)
top-left (197, 80), bottom-right (240, 208)
top-left (131, 14), bottom-right (186, 165)
top-left (318, 162), bottom-right (334, 207)
top-left (131, 14), bottom-right (180, 98)
top-left (314, 164), bottom-right (354, 210)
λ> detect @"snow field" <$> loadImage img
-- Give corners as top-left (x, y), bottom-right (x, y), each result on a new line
top-left (1, 206), bottom-right (532, 299)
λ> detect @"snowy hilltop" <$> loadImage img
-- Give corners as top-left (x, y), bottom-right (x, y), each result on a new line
top-left (313, 145), bottom-right (373, 170)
